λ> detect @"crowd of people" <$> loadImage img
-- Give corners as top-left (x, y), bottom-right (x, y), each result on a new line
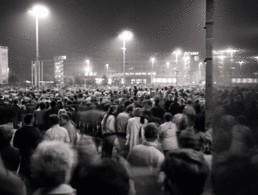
top-left (0, 84), bottom-right (258, 195)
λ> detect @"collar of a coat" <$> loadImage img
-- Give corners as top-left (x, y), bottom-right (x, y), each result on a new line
top-left (142, 141), bottom-right (158, 148)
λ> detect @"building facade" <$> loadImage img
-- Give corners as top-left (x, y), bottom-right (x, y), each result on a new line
top-left (60, 51), bottom-right (204, 85)
top-left (0, 46), bottom-right (9, 84)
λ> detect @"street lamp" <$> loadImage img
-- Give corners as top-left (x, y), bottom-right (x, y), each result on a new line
top-left (173, 50), bottom-right (181, 64)
top-left (28, 5), bottom-right (49, 87)
top-left (151, 58), bottom-right (155, 84)
top-left (236, 61), bottom-right (245, 77)
top-left (106, 64), bottom-right (109, 75)
top-left (224, 48), bottom-right (238, 61)
top-left (119, 30), bottom-right (132, 85)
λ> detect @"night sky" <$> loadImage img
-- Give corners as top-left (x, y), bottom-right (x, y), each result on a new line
top-left (0, 0), bottom-right (258, 71)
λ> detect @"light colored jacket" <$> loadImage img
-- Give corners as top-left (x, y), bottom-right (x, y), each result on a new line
top-left (126, 117), bottom-right (148, 151)
top-left (159, 122), bottom-right (178, 151)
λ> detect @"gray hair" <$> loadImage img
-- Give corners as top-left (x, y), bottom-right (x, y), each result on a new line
top-left (31, 141), bottom-right (77, 188)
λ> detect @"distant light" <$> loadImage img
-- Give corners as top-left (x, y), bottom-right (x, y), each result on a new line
top-left (106, 64), bottom-right (109, 68)
top-left (29, 5), bottom-right (49, 18)
top-left (86, 60), bottom-right (89, 63)
top-left (151, 58), bottom-right (155, 63)
top-left (173, 50), bottom-right (182, 54)
top-left (218, 56), bottom-right (226, 60)
top-left (119, 30), bottom-right (133, 41)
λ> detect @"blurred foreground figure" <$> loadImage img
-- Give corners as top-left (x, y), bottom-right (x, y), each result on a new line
top-left (30, 141), bottom-right (77, 195)
top-left (160, 149), bottom-right (209, 195)
top-left (76, 159), bottom-right (131, 195)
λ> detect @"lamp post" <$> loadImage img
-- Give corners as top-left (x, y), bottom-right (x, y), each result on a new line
top-left (173, 50), bottom-right (181, 64)
top-left (236, 61), bottom-right (245, 77)
top-left (224, 48), bottom-right (238, 61)
top-left (119, 30), bottom-right (132, 85)
top-left (29, 5), bottom-right (49, 87)
top-left (151, 58), bottom-right (155, 84)
top-left (106, 64), bottom-right (109, 75)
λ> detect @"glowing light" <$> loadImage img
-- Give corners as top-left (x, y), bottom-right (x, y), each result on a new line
top-left (29, 5), bottom-right (49, 18)
top-left (119, 30), bottom-right (133, 41)
top-left (151, 58), bottom-right (155, 63)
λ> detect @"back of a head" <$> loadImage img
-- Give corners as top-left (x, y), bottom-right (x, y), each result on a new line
top-left (126, 105), bottom-right (133, 113)
top-left (77, 159), bottom-right (130, 195)
top-left (31, 141), bottom-right (76, 188)
top-left (39, 102), bottom-right (46, 110)
top-left (133, 107), bottom-right (142, 117)
top-left (0, 125), bottom-right (13, 148)
top-left (24, 114), bottom-right (34, 125)
top-left (59, 113), bottom-right (70, 121)
top-left (143, 109), bottom-right (151, 117)
top-left (49, 114), bottom-right (59, 126)
top-left (161, 149), bottom-right (209, 195)
top-left (50, 100), bottom-right (56, 108)
top-left (144, 123), bottom-right (159, 142)
top-left (154, 97), bottom-right (160, 105)
top-left (164, 112), bottom-right (172, 122)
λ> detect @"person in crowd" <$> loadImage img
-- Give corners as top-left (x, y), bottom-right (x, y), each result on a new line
top-left (13, 114), bottom-right (43, 195)
top-left (116, 105), bottom-right (133, 157)
top-left (76, 159), bottom-right (131, 195)
top-left (212, 115), bottom-right (236, 153)
top-left (70, 135), bottom-right (101, 189)
top-left (30, 141), bottom-right (77, 195)
top-left (159, 113), bottom-right (178, 155)
top-left (56, 100), bottom-right (63, 110)
top-left (173, 112), bottom-right (188, 133)
top-left (59, 114), bottom-right (80, 146)
top-left (164, 94), bottom-right (173, 112)
top-left (45, 114), bottom-right (70, 143)
top-left (230, 115), bottom-right (256, 156)
top-left (35, 102), bottom-right (47, 132)
top-left (127, 123), bottom-right (165, 170)
top-left (0, 125), bottom-right (20, 172)
top-left (11, 99), bottom-right (20, 129)
top-left (127, 123), bottom-right (165, 195)
top-left (0, 155), bottom-right (26, 195)
top-left (169, 97), bottom-right (179, 116)
top-left (58, 108), bottom-right (67, 116)
top-left (20, 100), bottom-right (27, 126)
top-left (44, 100), bottom-right (59, 130)
top-left (151, 97), bottom-right (165, 120)
top-left (143, 109), bottom-right (163, 126)
top-left (101, 105), bottom-right (117, 158)
top-left (183, 99), bottom-right (196, 127)
top-left (160, 149), bottom-right (209, 195)
top-left (126, 108), bottom-right (148, 152)
top-left (193, 99), bottom-right (201, 114)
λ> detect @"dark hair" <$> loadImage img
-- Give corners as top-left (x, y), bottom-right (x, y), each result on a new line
top-left (49, 114), bottom-right (59, 125)
top-left (39, 102), bottom-right (46, 110)
top-left (164, 113), bottom-right (172, 122)
top-left (144, 123), bottom-right (158, 141)
top-left (143, 109), bottom-right (151, 117)
top-left (237, 115), bottom-right (246, 125)
top-left (24, 114), bottom-right (34, 125)
top-left (154, 97), bottom-right (160, 105)
top-left (50, 100), bottom-right (56, 108)
top-left (102, 105), bottom-right (117, 131)
top-left (77, 159), bottom-right (130, 195)
top-left (161, 149), bottom-right (209, 195)
top-left (126, 105), bottom-right (133, 113)
top-left (124, 101), bottom-right (131, 108)
top-left (193, 114), bottom-right (205, 132)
